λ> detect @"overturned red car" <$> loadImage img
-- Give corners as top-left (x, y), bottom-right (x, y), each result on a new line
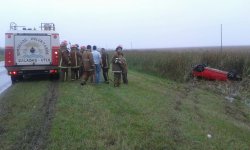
top-left (192, 64), bottom-right (242, 81)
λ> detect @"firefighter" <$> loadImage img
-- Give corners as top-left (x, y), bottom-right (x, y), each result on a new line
top-left (112, 45), bottom-right (123, 87)
top-left (75, 44), bottom-right (80, 50)
top-left (121, 52), bottom-right (128, 84)
top-left (80, 45), bottom-right (95, 86)
top-left (59, 40), bottom-right (70, 81)
top-left (80, 46), bottom-right (86, 55)
top-left (101, 48), bottom-right (110, 84)
top-left (79, 46), bottom-right (86, 77)
top-left (70, 44), bottom-right (82, 80)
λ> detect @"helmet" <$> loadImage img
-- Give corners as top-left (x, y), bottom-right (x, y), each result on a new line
top-left (60, 40), bottom-right (68, 46)
top-left (80, 46), bottom-right (86, 50)
top-left (70, 44), bottom-right (77, 49)
top-left (116, 45), bottom-right (123, 51)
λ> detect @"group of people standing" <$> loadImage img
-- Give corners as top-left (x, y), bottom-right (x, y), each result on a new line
top-left (59, 40), bottom-right (128, 87)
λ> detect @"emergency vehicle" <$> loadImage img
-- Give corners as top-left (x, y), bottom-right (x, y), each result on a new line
top-left (5, 22), bottom-right (60, 82)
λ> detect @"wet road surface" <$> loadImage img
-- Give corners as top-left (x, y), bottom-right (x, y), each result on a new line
top-left (0, 61), bottom-right (11, 94)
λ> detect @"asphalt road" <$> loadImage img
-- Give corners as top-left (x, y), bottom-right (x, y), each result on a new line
top-left (0, 61), bottom-right (11, 94)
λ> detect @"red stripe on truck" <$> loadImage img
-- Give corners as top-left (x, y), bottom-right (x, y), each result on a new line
top-left (5, 33), bottom-right (13, 38)
top-left (52, 34), bottom-right (59, 39)
top-left (52, 46), bottom-right (60, 66)
top-left (5, 46), bottom-right (15, 66)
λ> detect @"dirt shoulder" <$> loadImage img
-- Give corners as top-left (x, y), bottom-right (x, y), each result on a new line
top-left (0, 80), bottom-right (58, 150)
top-left (13, 81), bottom-right (59, 150)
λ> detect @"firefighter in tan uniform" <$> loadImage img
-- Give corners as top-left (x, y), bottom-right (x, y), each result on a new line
top-left (80, 46), bottom-right (86, 55)
top-left (112, 46), bottom-right (124, 87)
top-left (80, 45), bottom-right (95, 86)
top-left (70, 44), bottom-right (82, 80)
top-left (79, 46), bottom-right (86, 77)
top-left (59, 41), bottom-right (70, 81)
top-left (121, 52), bottom-right (128, 84)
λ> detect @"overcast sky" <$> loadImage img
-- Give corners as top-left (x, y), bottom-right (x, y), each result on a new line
top-left (0, 0), bottom-right (250, 49)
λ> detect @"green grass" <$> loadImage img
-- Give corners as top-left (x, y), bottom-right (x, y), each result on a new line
top-left (47, 71), bottom-right (250, 149)
top-left (0, 72), bottom-right (249, 149)
top-left (0, 81), bottom-right (50, 150)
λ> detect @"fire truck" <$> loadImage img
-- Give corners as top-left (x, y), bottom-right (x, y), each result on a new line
top-left (5, 22), bottom-right (60, 82)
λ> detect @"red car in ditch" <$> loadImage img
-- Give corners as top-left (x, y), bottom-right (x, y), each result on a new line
top-left (192, 64), bottom-right (242, 81)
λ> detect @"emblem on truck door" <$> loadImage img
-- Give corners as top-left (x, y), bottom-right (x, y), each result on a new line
top-left (30, 47), bottom-right (35, 53)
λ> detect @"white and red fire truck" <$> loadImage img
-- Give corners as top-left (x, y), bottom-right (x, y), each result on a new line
top-left (5, 22), bottom-right (60, 82)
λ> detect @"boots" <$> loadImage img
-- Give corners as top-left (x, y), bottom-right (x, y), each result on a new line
top-left (80, 81), bottom-right (86, 86)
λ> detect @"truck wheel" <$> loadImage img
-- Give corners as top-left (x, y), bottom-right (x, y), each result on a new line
top-left (50, 73), bottom-right (59, 80)
top-left (54, 73), bottom-right (60, 80)
top-left (11, 76), bottom-right (17, 84)
top-left (18, 75), bottom-right (23, 81)
top-left (11, 75), bottom-right (23, 83)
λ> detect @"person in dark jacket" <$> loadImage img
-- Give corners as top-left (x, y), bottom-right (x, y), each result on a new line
top-left (112, 45), bottom-right (123, 87)
top-left (101, 48), bottom-right (110, 83)
top-left (59, 41), bottom-right (70, 81)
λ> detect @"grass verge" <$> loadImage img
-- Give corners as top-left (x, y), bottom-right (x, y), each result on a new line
top-left (48, 71), bottom-right (250, 149)
top-left (0, 70), bottom-right (249, 149)
top-left (0, 81), bottom-right (50, 149)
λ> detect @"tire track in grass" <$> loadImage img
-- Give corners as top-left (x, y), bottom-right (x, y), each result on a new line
top-left (129, 71), bottom-right (186, 149)
top-left (167, 93), bottom-right (185, 148)
top-left (167, 82), bottom-right (198, 148)
top-left (12, 81), bottom-right (59, 150)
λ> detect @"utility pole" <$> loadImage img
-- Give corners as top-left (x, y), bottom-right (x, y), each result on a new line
top-left (217, 24), bottom-right (223, 69)
top-left (221, 24), bottom-right (223, 52)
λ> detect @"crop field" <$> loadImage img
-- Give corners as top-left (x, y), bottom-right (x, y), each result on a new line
top-left (0, 46), bottom-right (250, 149)
top-left (124, 46), bottom-right (250, 82)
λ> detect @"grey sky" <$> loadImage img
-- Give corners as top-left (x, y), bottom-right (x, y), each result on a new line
top-left (0, 0), bottom-right (250, 49)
